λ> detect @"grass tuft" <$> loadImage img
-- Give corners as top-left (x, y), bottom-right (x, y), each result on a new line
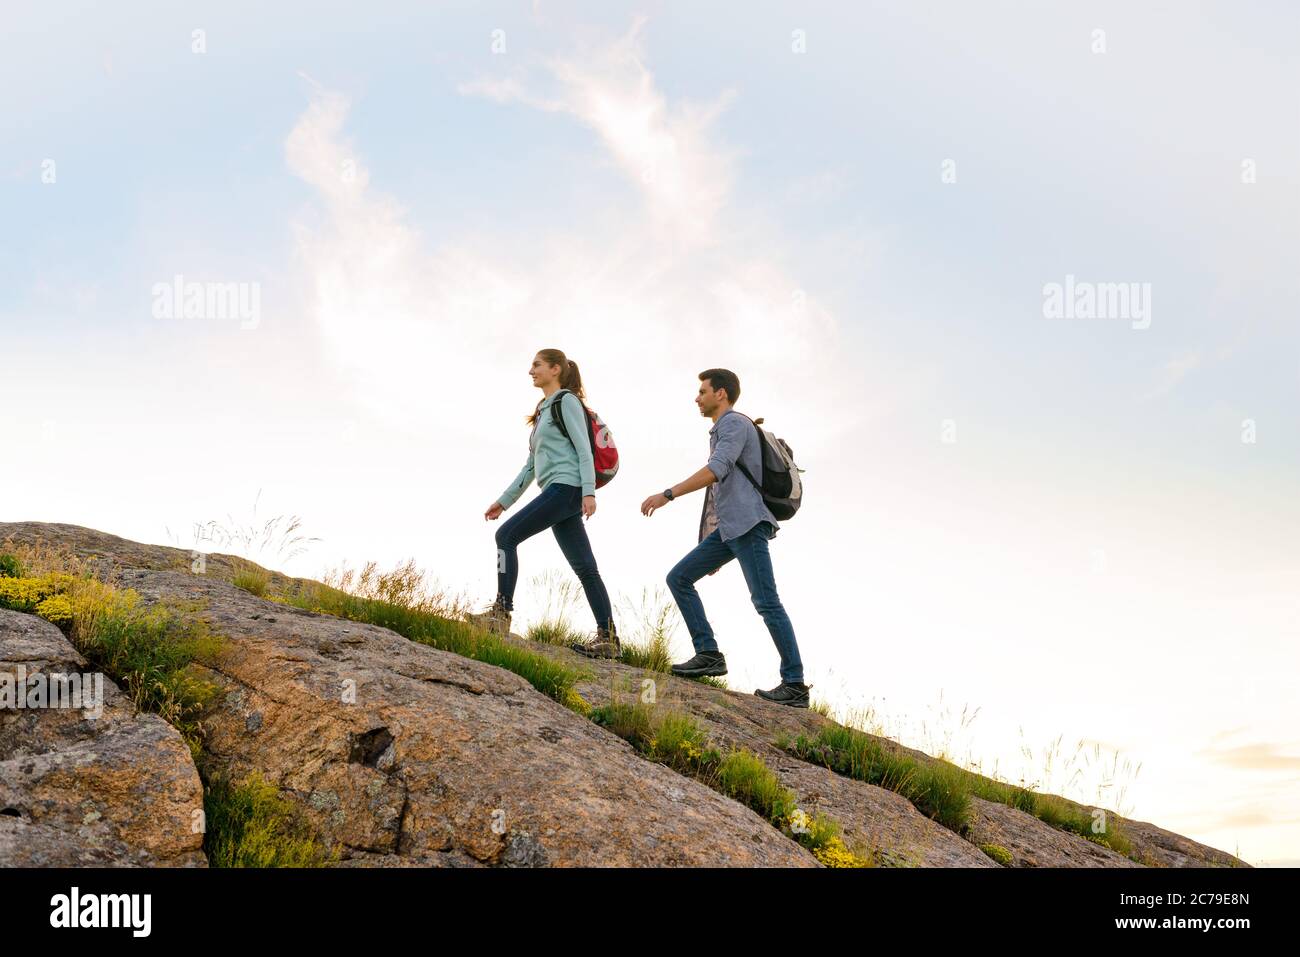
top-left (809, 695), bottom-right (833, 717)
top-left (203, 770), bottom-right (336, 868)
top-left (0, 552), bottom-right (24, 578)
top-left (614, 587), bottom-right (677, 672)
top-left (230, 559), bottom-right (270, 598)
top-left (186, 493), bottom-right (320, 566)
top-left (980, 843), bottom-right (1013, 866)
top-left (789, 724), bottom-right (974, 834)
top-left (523, 570), bottom-right (586, 646)
top-left (526, 619), bottom-right (584, 647)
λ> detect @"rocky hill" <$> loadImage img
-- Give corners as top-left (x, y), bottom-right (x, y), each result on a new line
top-left (0, 522), bottom-right (1247, 869)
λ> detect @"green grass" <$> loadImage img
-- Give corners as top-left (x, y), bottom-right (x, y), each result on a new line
top-left (613, 588), bottom-right (676, 672)
top-left (590, 699), bottom-right (871, 867)
top-left (515, 584), bottom-right (728, 689)
top-left (610, 589), bottom-right (727, 690)
top-left (785, 724), bottom-right (974, 835)
top-left (617, 630), bottom-right (673, 671)
top-left (0, 552), bottom-right (23, 578)
top-left (284, 577), bottom-right (591, 714)
top-left (716, 749), bottom-right (799, 823)
top-left (784, 723), bottom-right (1134, 858)
top-left (651, 711), bottom-right (716, 774)
top-left (591, 696), bottom-right (657, 745)
top-left (0, 566), bottom-right (225, 760)
top-left (1032, 792), bottom-right (1134, 857)
top-left (203, 770), bottom-right (336, 868)
top-left (521, 583), bottom-right (676, 672)
top-left (231, 560), bottom-right (270, 598)
top-left (611, 638), bottom-right (728, 689)
top-left (71, 584), bottom-right (225, 759)
top-left (526, 618), bottom-right (584, 647)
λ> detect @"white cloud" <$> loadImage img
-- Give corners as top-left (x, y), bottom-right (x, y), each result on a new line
top-left (461, 16), bottom-right (735, 247)
top-left (285, 23), bottom-right (868, 452)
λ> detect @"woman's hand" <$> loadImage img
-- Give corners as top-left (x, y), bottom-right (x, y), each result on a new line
top-left (485, 502), bottom-right (504, 521)
top-left (582, 495), bottom-right (597, 519)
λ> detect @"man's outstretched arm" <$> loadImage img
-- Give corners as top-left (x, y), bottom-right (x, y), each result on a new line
top-left (641, 465), bottom-right (718, 516)
top-left (643, 415), bottom-right (746, 516)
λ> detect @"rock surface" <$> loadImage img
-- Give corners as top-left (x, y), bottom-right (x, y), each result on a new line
top-left (966, 797), bottom-right (1138, 868)
top-left (559, 651), bottom-right (995, 867)
top-left (0, 522), bottom-right (1249, 869)
top-left (1, 523), bottom-right (815, 868)
top-left (508, 639), bottom-right (1246, 868)
top-left (0, 608), bottom-right (207, 867)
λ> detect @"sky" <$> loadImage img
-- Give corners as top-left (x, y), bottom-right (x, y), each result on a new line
top-left (2, 1), bottom-right (1297, 865)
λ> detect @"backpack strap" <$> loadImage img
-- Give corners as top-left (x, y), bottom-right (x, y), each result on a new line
top-left (731, 412), bottom-right (764, 492)
top-left (550, 390), bottom-right (596, 459)
top-left (550, 389), bottom-right (573, 445)
top-left (735, 460), bottom-right (762, 492)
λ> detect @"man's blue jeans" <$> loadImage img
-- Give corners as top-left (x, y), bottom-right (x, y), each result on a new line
top-left (666, 520), bottom-right (805, 684)
top-left (495, 482), bottom-right (615, 632)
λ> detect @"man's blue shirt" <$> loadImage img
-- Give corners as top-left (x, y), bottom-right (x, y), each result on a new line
top-left (701, 409), bottom-right (780, 542)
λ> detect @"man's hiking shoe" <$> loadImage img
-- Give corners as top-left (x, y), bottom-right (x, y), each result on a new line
top-left (570, 626), bottom-right (621, 660)
top-left (671, 651), bottom-right (728, 678)
top-left (754, 682), bottom-right (810, 708)
top-left (466, 599), bottom-right (512, 636)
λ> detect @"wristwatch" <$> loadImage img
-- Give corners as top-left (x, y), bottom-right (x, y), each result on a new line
top-left (662, 488), bottom-right (675, 501)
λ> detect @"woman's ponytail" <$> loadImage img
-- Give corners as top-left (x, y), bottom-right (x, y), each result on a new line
top-left (563, 359), bottom-right (584, 395)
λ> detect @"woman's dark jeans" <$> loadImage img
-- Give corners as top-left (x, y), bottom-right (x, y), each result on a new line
top-left (495, 482), bottom-right (615, 632)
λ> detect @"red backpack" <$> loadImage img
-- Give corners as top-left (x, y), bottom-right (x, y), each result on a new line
top-left (551, 390), bottom-right (620, 488)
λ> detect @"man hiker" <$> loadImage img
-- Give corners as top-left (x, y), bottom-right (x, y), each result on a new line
top-left (640, 368), bottom-right (810, 708)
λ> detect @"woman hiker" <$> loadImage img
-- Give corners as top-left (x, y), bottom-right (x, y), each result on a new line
top-left (467, 348), bottom-right (621, 658)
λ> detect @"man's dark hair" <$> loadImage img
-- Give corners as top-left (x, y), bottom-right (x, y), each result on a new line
top-left (699, 368), bottom-right (741, 405)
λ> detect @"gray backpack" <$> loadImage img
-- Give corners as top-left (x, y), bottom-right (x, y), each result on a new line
top-left (734, 414), bottom-right (804, 520)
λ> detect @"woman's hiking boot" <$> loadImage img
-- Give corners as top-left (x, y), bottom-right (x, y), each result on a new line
top-left (570, 624), bottom-right (621, 659)
top-left (753, 681), bottom-right (810, 708)
top-left (670, 651), bottom-right (728, 678)
top-left (466, 598), bottom-right (512, 636)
